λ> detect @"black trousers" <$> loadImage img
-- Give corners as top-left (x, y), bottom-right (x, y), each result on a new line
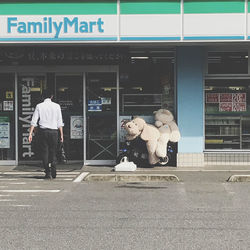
top-left (38, 128), bottom-right (58, 173)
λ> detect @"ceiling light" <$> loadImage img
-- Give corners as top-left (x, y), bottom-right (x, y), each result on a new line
top-left (131, 57), bottom-right (149, 59)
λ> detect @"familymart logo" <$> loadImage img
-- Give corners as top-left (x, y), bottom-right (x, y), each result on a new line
top-left (6, 16), bottom-right (105, 38)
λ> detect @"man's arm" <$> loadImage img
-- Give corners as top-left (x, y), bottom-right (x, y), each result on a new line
top-left (29, 105), bottom-right (39, 143)
top-left (59, 126), bottom-right (63, 142)
top-left (57, 105), bottom-right (64, 142)
top-left (28, 125), bottom-right (35, 143)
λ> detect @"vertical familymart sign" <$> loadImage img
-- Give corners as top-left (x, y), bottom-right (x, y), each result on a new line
top-left (0, 15), bottom-right (117, 41)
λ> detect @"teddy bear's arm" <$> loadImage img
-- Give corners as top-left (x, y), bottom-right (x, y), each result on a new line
top-left (168, 121), bottom-right (181, 142)
top-left (155, 120), bottom-right (163, 128)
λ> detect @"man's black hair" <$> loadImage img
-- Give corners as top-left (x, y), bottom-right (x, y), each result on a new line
top-left (42, 89), bottom-right (54, 99)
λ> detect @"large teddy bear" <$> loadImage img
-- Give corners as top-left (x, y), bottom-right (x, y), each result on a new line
top-left (154, 109), bottom-right (181, 161)
top-left (124, 117), bottom-right (160, 165)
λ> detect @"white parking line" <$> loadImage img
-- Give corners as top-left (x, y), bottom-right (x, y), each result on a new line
top-left (11, 205), bottom-right (32, 207)
top-left (0, 199), bottom-right (16, 202)
top-left (73, 172), bottom-right (89, 183)
top-left (2, 172), bottom-right (44, 175)
top-left (0, 179), bottom-right (18, 181)
top-left (0, 190), bottom-right (61, 193)
top-left (9, 183), bottom-right (26, 185)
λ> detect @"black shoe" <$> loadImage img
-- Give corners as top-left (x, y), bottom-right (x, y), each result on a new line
top-left (51, 167), bottom-right (57, 179)
top-left (44, 172), bottom-right (52, 180)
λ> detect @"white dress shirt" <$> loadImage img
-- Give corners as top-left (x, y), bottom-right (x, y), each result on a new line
top-left (31, 98), bottom-right (64, 129)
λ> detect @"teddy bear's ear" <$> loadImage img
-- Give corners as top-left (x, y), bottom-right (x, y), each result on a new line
top-left (153, 111), bottom-right (157, 114)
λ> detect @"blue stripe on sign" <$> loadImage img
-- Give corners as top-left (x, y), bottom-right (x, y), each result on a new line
top-left (120, 37), bottom-right (181, 41)
top-left (0, 37), bottom-right (117, 41)
top-left (184, 36), bottom-right (245, 40)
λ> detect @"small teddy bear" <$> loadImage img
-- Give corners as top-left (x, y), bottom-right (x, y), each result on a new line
top-left (154, 109), bottom-right (181, 161)
top-left (124, 117), bottom-right (160, 165)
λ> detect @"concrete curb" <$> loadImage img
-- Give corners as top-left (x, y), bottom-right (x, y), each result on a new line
top-left (227, 175), bottom-right (250, 182)
top-left (83, 173), bottom-right (179, 182)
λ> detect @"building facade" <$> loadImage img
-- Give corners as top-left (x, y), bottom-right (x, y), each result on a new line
top-left (1, 0), bottom-right (250, 167)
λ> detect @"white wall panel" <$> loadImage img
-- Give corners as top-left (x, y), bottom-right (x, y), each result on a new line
top-left (120, 14), bottom-right (181, 38)
top-left (184, 13), bottom-right (245, 38)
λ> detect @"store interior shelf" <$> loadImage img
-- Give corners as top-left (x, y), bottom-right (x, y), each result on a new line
top-left (206, 124), bottom-right (239, 126)
top-left (205, 115), bottom-right (250, 149)
top-left (122, 94), bottom-right (162, 112)
top-left (206, 135), bottom-right (239, 137)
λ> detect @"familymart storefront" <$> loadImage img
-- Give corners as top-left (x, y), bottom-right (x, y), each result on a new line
top-left (1, 0), bottom-right (250, 168)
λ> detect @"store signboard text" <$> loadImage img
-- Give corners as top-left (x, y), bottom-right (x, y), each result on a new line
top-left (18, 79), bottom-right (35, 158)
top-left (7, 17), bottom-right (104, 38)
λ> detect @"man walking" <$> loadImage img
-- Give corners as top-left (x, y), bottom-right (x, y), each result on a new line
top-left (28, 90), bottom-right (64, 179)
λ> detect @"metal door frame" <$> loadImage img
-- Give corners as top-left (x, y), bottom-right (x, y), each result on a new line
top-left (83, 66), bottom-right (119, 166)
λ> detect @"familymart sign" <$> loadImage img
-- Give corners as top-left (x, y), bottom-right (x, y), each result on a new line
top-left (0, 15), bottom-right (117, 41)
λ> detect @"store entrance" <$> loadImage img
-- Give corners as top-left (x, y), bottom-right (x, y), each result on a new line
top-left (16, 66), bottom-right (118, 166)
top-left (85, 72), bottom-right (117, 165)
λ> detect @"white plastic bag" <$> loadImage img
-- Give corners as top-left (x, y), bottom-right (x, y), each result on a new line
top-left (114, 157), bottom-right (137, 172)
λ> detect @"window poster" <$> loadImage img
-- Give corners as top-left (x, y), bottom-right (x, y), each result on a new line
top-left (207, 93), bottom-right (247, 112)
top-left (219, 102), bottom-right (232, 112)
top-left (70, 116), bottom-right (83, 139)
top-left (0, 117), bottom-right (10, 148)
top-left (3, 101), bottom-right (13, 111)
top-left (206, 93), bottom-right (219, 103)
top-left (6, 91), bottom-right (13, 99)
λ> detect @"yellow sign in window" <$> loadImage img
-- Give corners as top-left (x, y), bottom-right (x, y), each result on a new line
top-left (6, 91), bottom-right (13, 99)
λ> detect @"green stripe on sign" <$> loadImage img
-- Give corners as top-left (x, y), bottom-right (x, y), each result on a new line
top-left (0, 117), bottom-right (9, 122)
top-left (184, 0), bottom-right (245, 14)
top-left (0, 1), bottom-right (117, 15)
top-left (120, 0), bottom-right (181, 14)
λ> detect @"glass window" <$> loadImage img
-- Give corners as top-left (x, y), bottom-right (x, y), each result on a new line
top-left (0, 73), bottom-right (15, 160)
top-left (208, 51), bottom-right (248, 74)
top-left (119, 50), bottom-right (175, 149)
top-left (120, 54), bottom-right (175, 116)
top-left (205, 79), bottom-right (250, 150)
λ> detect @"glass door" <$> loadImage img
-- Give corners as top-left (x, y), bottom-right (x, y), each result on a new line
top-left (56, 74), bottom-right (83, 161)
top-left (85, 72), bottom-right (117, 165)
top-left (0, 73), bottom-right (16, 164)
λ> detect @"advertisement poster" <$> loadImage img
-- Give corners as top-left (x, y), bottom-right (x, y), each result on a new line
top-left (6, 91), bottom-right (13, 99)
top-left (207, 92), bottom-right (247, 112)
top-left (219, 93), bottom-right (232, 102)
top-left (0, 117), bottom-right (10, 148)
top-left (206, 93), bottom-right (219, 103)
top-left (70, 116), bottom-right (83, 139)
top-left (219, 102), bottom-right (232, 112)
top-left (3, 101), bottom-right (13, 111)
top-left (232, 93), bottom-right (246, 103)
top-left (232, 102), bottom-right (246, 112)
